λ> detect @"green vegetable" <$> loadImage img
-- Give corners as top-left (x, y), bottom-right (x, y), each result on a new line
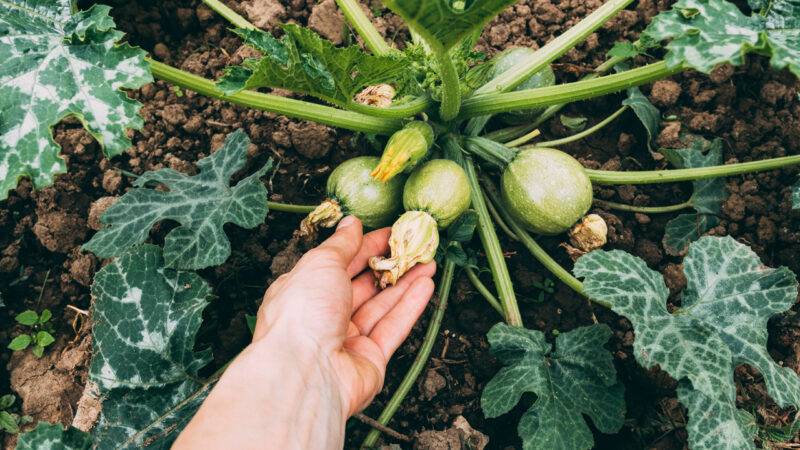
top-left (371, 121), bottom-right (435, 182)
top-left (301, 156), bottom-right (405, 235)
top-left (502, 148), bottom-right (592, 235)
top-left (403, 159), bottom-right (471, 228)
top-left (370, 159), bottom-right (470, 287)
top-left (491, 47), bottom-right (556, 124)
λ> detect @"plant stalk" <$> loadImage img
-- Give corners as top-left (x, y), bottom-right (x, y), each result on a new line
top-left (464, 267), bottom-right (505, 316)
top-left (335, 0), bottom-right (392, 56)
top-left (594, 199), bottom-right (692, 214)
top-left (268, 202), bottom-right (317, 214)
top-left (587, 154), bottom-right (800, 184)
top-left (201, 0), bottom-right (256, 30)
top-left (474, 0), bottom-right (634, 95)
top-left (147, 59), bottom-right (403, 135)
top-left (503, 128), bottom-right (540, 148)
top-left (460, 61), bottom-right (684, 119)
top-left (525, 105), bottom-right (628, 148)
top-left (482, 190), bottom-right (519, 242)
top-left (346, 96), bottom-right (433, 118)
top-left (434, 47), bottom-right (462, 121)
top-left (360, 259), bottom-right (455, 448)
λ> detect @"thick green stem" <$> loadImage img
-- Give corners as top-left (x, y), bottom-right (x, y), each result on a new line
top-left (463, 159), bottom-right (523, 326)
top-left (460, 61), bottom-right (683, 119)
top-left (482, 190), bottom-right (519, 242)
top-left (474, 0), bottom-right (634, 95)
top-left (464, 267), bottom-right (505, 317)
top-left (587, 154), bottom-right (800, 184)
top-left (434, 47), bottom-right (462, 121)
top-left (267, 202), bottom-right (317, 214)
top-left (360, 259), bottom-right (455, 448)
top-left (201, 0), bottom-right (256, 30)
top-left (346, 96), bottom-right (433, 118)
top-left (335, 0), bottom-right (392, 56)
top-left (594, 199), bottom-right (692, 214)
top-left (526, 105), bottom-right (628, 148)
top-left (147, 59), bottom-right (402, 135)
top-left (481, 179), bottom-right (604, 305)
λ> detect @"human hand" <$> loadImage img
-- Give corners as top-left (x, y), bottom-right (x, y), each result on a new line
top-left (175, 216), bottom-right (435, 449)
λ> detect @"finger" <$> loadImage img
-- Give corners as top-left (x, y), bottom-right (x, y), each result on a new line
top-left (351, 271), bottom-right (380, 312)
top-left (352, 262), bottom-right (436, 335)
top-left (346, 227), bottom-right (391, 278)
top-left (369, 277), bottom-right (435, 362)
top-left (312, 216), bottom-right (363, 268)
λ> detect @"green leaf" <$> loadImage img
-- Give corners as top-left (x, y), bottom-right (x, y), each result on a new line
top-left (607, 42), bottom-right (640, 59)
top-left (381, 0), bottom-right (518, 50)
top-left (8, 334), bottom-right (32, 351)
top-left (560, 115), bottom-right (587, 133)
top-left (644, 0), bottom-right (800, 78)
top-left (575, 235), bottom-right (800, 450)
top-left (36, 331), bottom-right (55, 347)
top-left (15, 310), bottom-right (38, 326)
top-left (661, 137), bottom-right (728, 255)
top-left (792, 179), bottom-right (799, 209)
top-left (82, 130), bottom-right (272, 270)
top-left (88, 244), bottom-right (214, 447)
top-left (0, 394), bottom-right (14, 410)
top-left (16, 422), bottom-right (91, 450)
top-left (32, 344), bottom-right (44, 358)
top-left (39, 309), bottom-right (52, 324)
top-left (446, 210), bottom-right (478, 242)
top-left (763, 417), bottom-right (800, 442)
top-left (481, 323), bottom-right (625, 450)
top-left (246, 314), bottom-right (257, 335)
top-left (0, 411), bottom-right (18, 434)
top-left (616, 63), bottom-right (661, 154)
top-left (444, 243), bottom-right (469, 266)
top-left (0, 0), bottom-right (152, 200)
top-left (216, 25), bottom-right (409, 107)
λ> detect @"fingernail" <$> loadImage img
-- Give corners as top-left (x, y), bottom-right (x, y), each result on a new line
top-left (337, 215), bottom-right (356, 230)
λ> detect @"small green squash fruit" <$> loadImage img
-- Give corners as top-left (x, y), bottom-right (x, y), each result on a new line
top-left (491, 47), bottom-right (556, 124)
top-left (502, 148), bottom-right (592, 235)
top-left (403, 159), bottom-right (471, 229)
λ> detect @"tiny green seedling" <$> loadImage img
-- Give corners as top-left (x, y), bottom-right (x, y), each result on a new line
top-left (0, 394), bottom-right (33, 435)
top-left (531, 277), bottom-right (555, 303)
top-left (8, 310), bottom-right (55, 359)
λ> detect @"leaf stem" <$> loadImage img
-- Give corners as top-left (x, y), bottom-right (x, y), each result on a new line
top-left (268, 202), bottom-right (317, 214)
top-left (594, 199), bottom-right (693, 213)
top-left (434, 47), bottom-right (462, 121)
top-left (464, 267), bottom-right (505, 316)
top-left (503, 128), bottom-right (541, 148)
top-left (360, 259), bottom-right (455, 448)
top-left (147, 58), bottom-right (403, 135)
top-left (460, 61), bottom-right (684, 119)
top-left (201, 0), bottom-right (256, 30)
top-left (525, 105), bottom-right (628, 148)
top-left (586, 154), bottom-right (800, 184)
top-left (482, 190), bottom-right (519, 241)
top-left (335, 0), bottom-right (392, 56)
top-left (473, 0), bottom-right (634, 95)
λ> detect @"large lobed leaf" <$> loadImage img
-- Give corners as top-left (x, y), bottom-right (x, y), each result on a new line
top-left (17, 244), bottom-right (215, 448)
top-left (381, 0), bottom-right (518, 50)
top-left (660, 137), bottom-right (729, 255)
top-left (575, 236), bottom-right (800, 449)
top-left (216, 24), bottom-right (409, 107)
top-left (16, 422), bottom-right (92, 450)
top-left (644, 0), bottom-right (800, 78)
top-left (0, 0), bottom-right (151, 200)
top-left (481, 323), bottom-right (625, 450)
top-left (82, 129), bottom-right (272, 270)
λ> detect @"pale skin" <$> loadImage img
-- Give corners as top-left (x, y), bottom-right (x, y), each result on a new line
top-left (174, 216), bottom-right (436, 449)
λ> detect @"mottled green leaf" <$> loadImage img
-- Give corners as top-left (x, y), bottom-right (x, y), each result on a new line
top-left (0, 411), bottom-right (18, 434)
top-left (481, 323), bottom-right (625, 450)
top-left (216, 25), bottom-right (408, 107)
top-left (792, 178), bottom-right (799, 209)
top-left (88, 244), bottom-right (214, 448)
top-left (616, 63), bottom-right (661, 153)
top-left (15, 310), bottom-right (38, 325)
top-left (575, 236), bottom-right (800, 450)
top-left (661, 137), bottom-right (728, 255)
top-left (382, 0), bottom-right (518, 50)
top-left (16, 422), bottom-right (91, 450)
top-left (645, 0), bottom-right (800, 78)
top-left (83, 129), bottom-right (272, 270)
top-left (0, 0), bottom-right (152, 200)
top-left (8, 334), bottom-right (31, 351)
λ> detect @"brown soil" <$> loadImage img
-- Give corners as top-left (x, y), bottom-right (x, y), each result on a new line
top-left (1, 0), bottom-right (799, 449)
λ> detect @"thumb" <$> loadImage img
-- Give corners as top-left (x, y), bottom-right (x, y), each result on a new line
top-left (313, 215), bottom-right (364, 267)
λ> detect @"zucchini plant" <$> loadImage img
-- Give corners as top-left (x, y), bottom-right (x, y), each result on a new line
top-left (3, 0), bottom-right (800, 448)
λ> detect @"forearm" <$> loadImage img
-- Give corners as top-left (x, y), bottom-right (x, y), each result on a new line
top-left (174, 336), bottom-right (347, 449)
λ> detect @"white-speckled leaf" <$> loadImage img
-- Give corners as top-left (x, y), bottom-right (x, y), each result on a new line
top-left (481, 323), bottom-right (625, 450)
top-left (661, 137), bottom-right (728, 255)
top-left (88, 244), bottom-right (213, 448)
top-left (644, 0), bottom-right (800, 78)
top-left (0, 0), bottom-right (152, 199)
top-left (575, 236), bottom-right (800, 450)
top-left (381, 0), bottom-right (518, 49)
top-left (82, 129), bottom-right (272, 270)
top-left (16, 422), bottom-right (91, 450)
